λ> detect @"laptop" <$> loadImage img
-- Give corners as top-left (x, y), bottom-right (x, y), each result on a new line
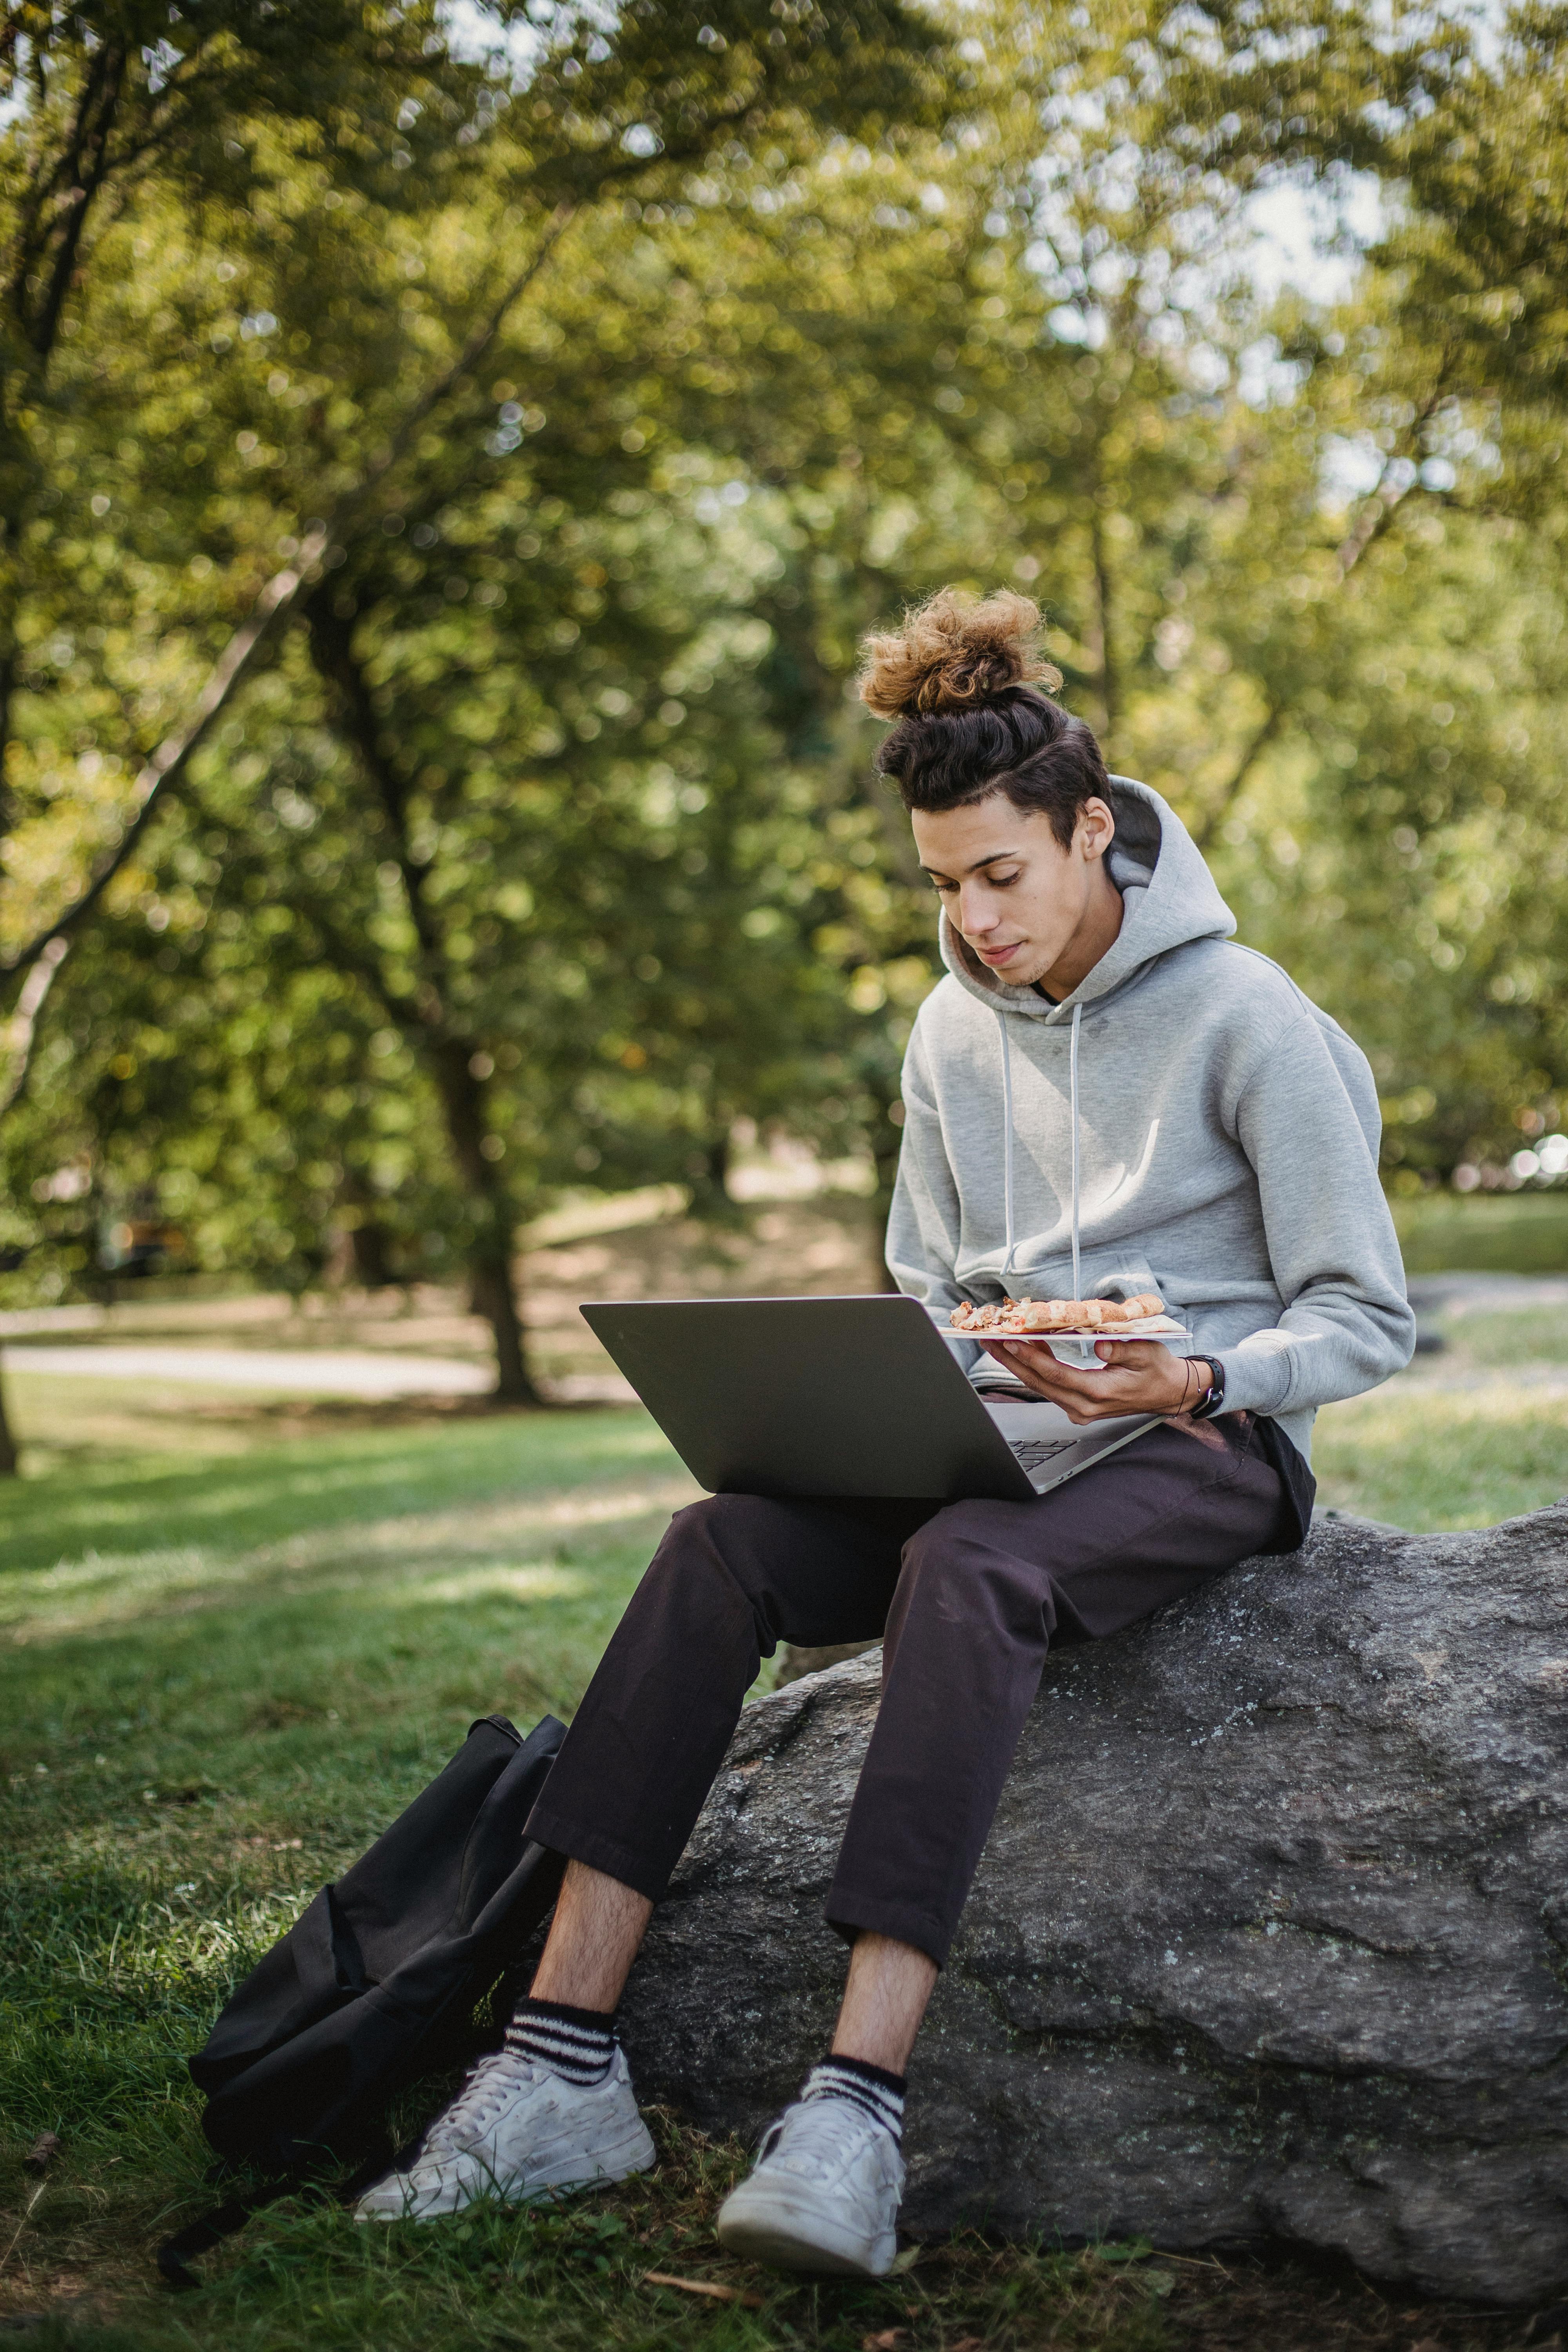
top-left (578, 1294), bottom-right (1158, 1502)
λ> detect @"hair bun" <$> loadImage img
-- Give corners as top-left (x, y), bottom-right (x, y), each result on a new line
top-left (858, 587), bottom-right (1062, 720)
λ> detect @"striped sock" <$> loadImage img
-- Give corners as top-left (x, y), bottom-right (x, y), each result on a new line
top-left (801, 2055), bottom-right (906, 2144)
top-left (504, 1996), bottom-right (616, 2086)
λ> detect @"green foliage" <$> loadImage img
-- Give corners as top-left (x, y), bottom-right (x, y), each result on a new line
top-left (8, 0), bottom-right (1568, 1374)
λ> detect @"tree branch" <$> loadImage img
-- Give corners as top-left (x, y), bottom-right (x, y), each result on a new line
top-left (0, 547), bottom-right (324, 982)
top-left (0, 935), bottom-right (69, 1115)
top-left (0, 202), bottom-right (578, 1000)
top-left (304, 592), bottom-right (449, 989)
top-left (1334, 376), bottom-right (1453, 580)
top-left (355, 201), bottom-right (576, 515)
top-left (180, 773), bottom-right (428, 1034)
top-left (27, 45), bottom-right (129, 357)
top-left (1189, 704), bottom-right (1283, 853)
top-left (1192, 373), bottom-right (1456, 852)
top-left (292, 895), bottom-right (427, 1036)
top-left (7, 39), bottom-right (119, 341)
top-left (1089, 503), bottom-right (1118, 743)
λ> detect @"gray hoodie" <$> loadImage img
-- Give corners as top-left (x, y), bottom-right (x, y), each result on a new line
top-left (885, 776), bottom-right (1415, 1463)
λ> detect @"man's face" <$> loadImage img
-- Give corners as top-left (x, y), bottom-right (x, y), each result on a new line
top-left (910, 793), bottom-right (1113, 993)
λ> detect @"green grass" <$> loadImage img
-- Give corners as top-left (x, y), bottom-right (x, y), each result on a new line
top-left (0, 1393), bottom-right (679, 1577)
top-left (0, 1377), bottom-right (1552, 2348)
top-left (1312, 1386), bottom-right (1568, 1529)
top-left (1392, 1189), bottom-right (1568, 1274)
top-left (1309, 1302), bottom-right (1568, 1530)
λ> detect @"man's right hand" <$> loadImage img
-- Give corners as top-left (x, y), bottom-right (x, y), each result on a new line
top-left (978, 1337), bottom-right (1207, 1424)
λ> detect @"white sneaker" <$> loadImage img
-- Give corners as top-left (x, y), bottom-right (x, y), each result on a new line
top-left (715, 2095), bottom-right (904, 2276)
top-left (354, 2045), bottom-right (655, 2222)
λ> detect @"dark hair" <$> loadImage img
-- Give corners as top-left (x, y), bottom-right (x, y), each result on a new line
top-left (859, 587), bottom-right (1110, 848)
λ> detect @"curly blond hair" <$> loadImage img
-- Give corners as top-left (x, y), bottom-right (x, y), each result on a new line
top-left (857, 586), bottom-right (1062, 720)
top-left (861, 584), bottom-right (1106, 839)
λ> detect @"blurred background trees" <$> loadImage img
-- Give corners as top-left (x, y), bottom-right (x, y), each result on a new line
top-left (4, 0), bottom-right (1568, 1409)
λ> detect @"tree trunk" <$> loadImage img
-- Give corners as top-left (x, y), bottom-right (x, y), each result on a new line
top-left (430, 1038), bottom-right (540, 1407)
top-left (306, 598), bottom-right (542, 1406)
top-left (684, 1125), bottom-right (736, 1222)
top-left (348, 1219), bottom-right (397, 1289)
top-left (0, 41), bottom-right (129, 860)
top-left (336, 1168), bottom-right (398, 1287)
top-left (0, 1359), bottom-right (19, 1477)
top-left (870, 1082), bottom-right (905, 1285)
top-left (470, 1252), bottom-right (533, 1403)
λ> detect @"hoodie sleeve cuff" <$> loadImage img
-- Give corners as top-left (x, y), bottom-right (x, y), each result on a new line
top-left (1214, 1333), bottom-right (1296, 1419)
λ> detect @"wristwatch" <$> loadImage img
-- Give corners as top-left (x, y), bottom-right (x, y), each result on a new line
top-left (1186, 1355), bottom-right (1227, 1419)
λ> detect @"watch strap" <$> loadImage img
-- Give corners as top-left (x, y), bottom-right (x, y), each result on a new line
top-left (1188, 1354), bottom-right (1227, 1420)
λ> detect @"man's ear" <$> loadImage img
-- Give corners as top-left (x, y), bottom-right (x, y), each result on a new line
top-left (1078, 797), bottom-right (1116, 860)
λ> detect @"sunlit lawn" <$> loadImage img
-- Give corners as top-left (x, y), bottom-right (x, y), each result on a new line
top-left (1310, 1306), bottom-right (1568, 1530)
top-left (0, 1341), bottom-right (1554, 2352)
top-left (1392, 1187), bottom-right (1568, 1276)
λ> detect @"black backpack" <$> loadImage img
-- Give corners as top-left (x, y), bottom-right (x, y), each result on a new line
top-left (159, 1712), bottom-right (567, 2285)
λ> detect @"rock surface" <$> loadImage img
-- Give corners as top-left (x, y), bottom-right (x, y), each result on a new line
top-left (773, 1638), bottom-right (878, 1686)
top-left (619, 1509), bottom-right (1568, 2305)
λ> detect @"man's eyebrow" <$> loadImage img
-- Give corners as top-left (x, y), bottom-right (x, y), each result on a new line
top-left (919, 848), bottom-right (1027, 879)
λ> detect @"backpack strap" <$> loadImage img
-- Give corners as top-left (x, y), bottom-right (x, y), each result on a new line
top-left (157, 2130), bottom-right (397, 2289)
top-left (158, 2181), bottom-right (296, 2290)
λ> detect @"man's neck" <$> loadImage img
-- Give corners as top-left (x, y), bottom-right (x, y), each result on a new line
top-left (1034, 867), bottom-right (1124, 1002)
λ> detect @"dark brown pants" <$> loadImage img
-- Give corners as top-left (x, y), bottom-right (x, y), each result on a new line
top-left (525, 1413), bottom-right (1301, 1965)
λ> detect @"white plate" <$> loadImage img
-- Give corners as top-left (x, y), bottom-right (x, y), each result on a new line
top-left (1038, 1328), bottom-right (1193, 1371)
top-left (942, 1314), bottom-right (1186, 1339)
top-left (944, 1318), bottom-right (1194, 1374)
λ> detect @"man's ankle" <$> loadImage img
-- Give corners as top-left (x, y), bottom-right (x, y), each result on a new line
top-left (505, 1995), bottom-right (617, 2085)
top-left (801, 2054), bottom-right (906, 2142)
top-left (526, 1859), bottom-right (652, 2013)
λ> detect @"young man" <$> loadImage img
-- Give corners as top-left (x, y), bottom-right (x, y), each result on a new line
top-left (357, 589), bottom-right (1414, 2275)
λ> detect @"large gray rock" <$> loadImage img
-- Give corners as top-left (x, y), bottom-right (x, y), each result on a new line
top-left (619, 1509), bottom-right (1568, 2305)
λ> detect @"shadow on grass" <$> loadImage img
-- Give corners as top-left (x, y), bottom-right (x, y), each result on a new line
top-left (0, 1407), bottom-right (672, 1579)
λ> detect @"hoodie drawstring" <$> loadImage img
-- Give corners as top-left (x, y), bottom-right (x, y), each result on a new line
top-left (998, 1011), bottom-right (1017, 1288)
top-left (1069, 1000), bottom-right (1082, 1304)
top-left (996, 1000), bottom-right (1083, 1301)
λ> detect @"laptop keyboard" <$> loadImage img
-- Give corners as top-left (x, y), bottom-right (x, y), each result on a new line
top-left (1009, 1437), bottom-right (1078, 1470)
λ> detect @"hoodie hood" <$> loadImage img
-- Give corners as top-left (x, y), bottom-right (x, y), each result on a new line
top-left (887, 764), bottom-right (1414, 1467)
top-left (938, 776), bottom-right (1235, 1021)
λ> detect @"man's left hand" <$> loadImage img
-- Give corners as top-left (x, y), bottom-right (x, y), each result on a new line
top-left (978, 1337), bottom-right (1204, 1424)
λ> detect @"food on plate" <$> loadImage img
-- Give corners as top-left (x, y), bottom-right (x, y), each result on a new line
top-left (949, 1292), bottom-right (1168, 1336)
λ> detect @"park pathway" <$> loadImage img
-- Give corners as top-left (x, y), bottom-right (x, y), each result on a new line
top-left (2, 1343), bottom-right (491, 1397)
top-left (2, 1271), bottom-right (1563, 1403)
